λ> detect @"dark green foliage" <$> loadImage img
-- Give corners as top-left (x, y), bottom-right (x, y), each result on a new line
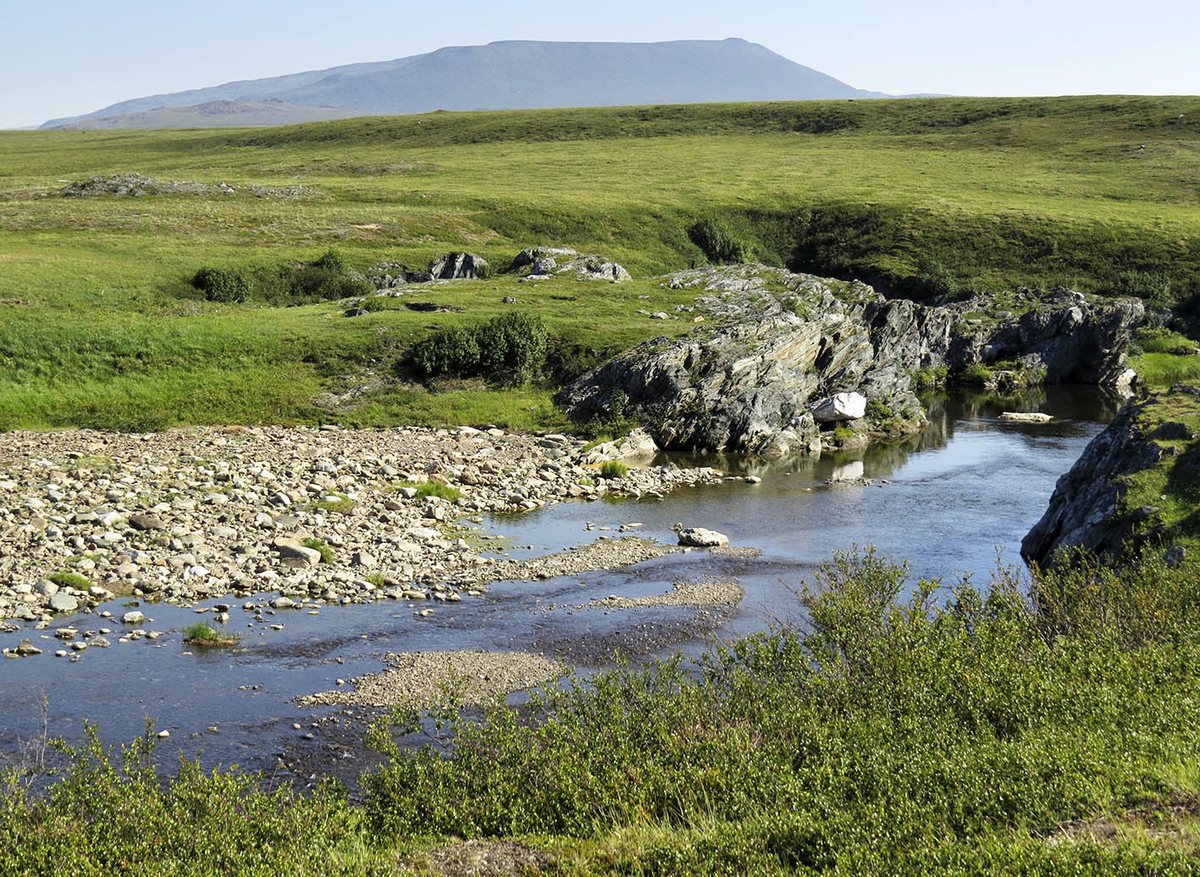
top-left (189, 267), bottom-right (249, 303)
top-left (598, 460), bottom-right (628, 479)
top-left (279, 249), bottom-right (373, 305)
top-left (0, 724), bottom-right (365, 876)
top-left (956, 362), bottom-right (994, 386)
top-left (1112, 270), bottom-right (1175, 309)
top-left (300, 537), bottom-right (335, 564)
top-left (864, 399), bottom-right (894, 420)
top-left (687, 218), bottom-right (752, 264)
top-left (409, 312), bottom-right (547, 387)
top-left (360, 548), bottom-right (1200, 872)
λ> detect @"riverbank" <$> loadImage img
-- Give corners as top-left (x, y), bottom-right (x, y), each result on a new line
top-left (0, 424), bottom-right (722, 633)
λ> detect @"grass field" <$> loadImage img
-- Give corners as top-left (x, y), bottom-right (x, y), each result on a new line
top-left (1, 95), bottom-right (1199, 429)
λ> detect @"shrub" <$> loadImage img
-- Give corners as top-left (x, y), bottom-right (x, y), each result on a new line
top-left (956, 362), bottom-right (993, 386)
top-left (300, 538), bottom-right (335, 565)
top-left (404, 481), bottom-right (462, 501)
top-left (49, 571), bottom-right (91, 590)
top-left (864, 399), bottom-right (894, 420)
top-left (182, 622), bottom-right (239, 647)
top-left (909, 258), bottom-right (959, 299)
top-left (409, 312), bottom-right (547, 386)
top-left (190, 267), bottom-right (250, 303)
top-left (687, 218), bottom-right (752, 264)
top-left (599, 460), bottom-right (628, 479)
top-left (912, 365), bottom-right (949, 391)
top-left (1112, 270), bottom-right (1174, 309)
top-left (285, 249), bottom-right (373, 304)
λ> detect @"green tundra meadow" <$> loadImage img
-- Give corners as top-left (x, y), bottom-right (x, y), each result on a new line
top-left (2, 95), bottom-right (1200, 433)
top-left (4, 97), bottom-right (1200, 874)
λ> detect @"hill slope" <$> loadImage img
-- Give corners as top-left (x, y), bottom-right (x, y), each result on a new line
top-left (48, 99), bottom-right (366, 130)
top-left (42, 38), bottom-right (883, 128)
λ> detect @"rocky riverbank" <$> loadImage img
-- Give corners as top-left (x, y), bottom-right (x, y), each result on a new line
top-left (1022, 384), bottom-right (1199, 567)
top-left (0, 425), bottom-right (723, 628)
top-left (558, 265), bottom-right (1142, 456)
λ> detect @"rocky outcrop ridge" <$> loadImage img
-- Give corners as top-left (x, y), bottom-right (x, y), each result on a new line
top-left (1022, 385), bottom-right (1199, 568)
top-left (557, 265), bottom-right (1143, 456)
top-left (512, 247), bottom-right (631, 282)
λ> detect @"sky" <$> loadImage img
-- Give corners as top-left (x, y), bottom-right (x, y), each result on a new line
top-left (2, 0), bottom-right (1197, 128)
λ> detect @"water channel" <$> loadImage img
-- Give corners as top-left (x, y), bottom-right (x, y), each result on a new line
top-left (0, 387), bottom-right (1123, 783)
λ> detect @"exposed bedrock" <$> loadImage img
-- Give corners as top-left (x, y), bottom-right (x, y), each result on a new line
top-left (556, 265), bottom-right (1143, 456)
top-left (1022, 385), bottom-right (1199, 568)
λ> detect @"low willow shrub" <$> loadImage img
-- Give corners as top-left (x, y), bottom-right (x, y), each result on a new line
top-left (0, 724), bottom-right (368, 877)
top-left (362, 548), bottom-right (1200, 871)
top-left (410, 312), bottom-right (547, 386)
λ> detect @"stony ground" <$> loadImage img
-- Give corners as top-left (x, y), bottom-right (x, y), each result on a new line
top-left (0, 425), bottom-right (723, 633)
top-left (298, 650), bottom-right (567, 709)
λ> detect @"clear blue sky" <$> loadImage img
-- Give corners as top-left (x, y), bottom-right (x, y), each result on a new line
top-left (3, 0), bottom-right (1196, 128)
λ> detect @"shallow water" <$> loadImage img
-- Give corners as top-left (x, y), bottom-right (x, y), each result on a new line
top-left (0, 387), bottom-right (1120, 778)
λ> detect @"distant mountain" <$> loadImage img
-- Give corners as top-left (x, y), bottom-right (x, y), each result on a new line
top-left (46, 99), bottom-right (365, 130)
top-left (42, 38), bottom-right (889, 129)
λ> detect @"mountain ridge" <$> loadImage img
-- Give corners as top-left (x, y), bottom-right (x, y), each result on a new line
top-left (42, 38), bottom-right (890, 129)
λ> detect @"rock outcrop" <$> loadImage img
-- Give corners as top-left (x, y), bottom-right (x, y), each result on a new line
top-left (429, 252), bottom-right (488, 280)
top-left (1022, 385), bottom-right (1200, 568)
top-left (512, 246), bottom-right (631, 282)
top-left (557, 265), bottom-right (1143, 456)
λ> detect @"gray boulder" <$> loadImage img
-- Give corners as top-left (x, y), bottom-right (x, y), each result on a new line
top-left (49, 592), bottom-right (79, 613)
top-left (428, 252), bottom-right (488, 280)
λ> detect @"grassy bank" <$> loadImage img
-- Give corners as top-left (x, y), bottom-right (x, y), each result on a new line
top-left (5, 547), bottom-right (1200, 874)
top-left (1, 96), bottom-right (1199, 430)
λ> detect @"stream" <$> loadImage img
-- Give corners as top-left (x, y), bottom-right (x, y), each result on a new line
top-left (0, 387), bottom-right (1122, 784)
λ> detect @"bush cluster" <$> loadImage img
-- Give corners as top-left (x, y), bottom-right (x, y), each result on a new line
top-left (360, 548), bottom-right (1200, 872)
top-left (188, 250), bottom-right (372, 306)
top-left (410, 312), bottom-right (547, 386)
top-left (189, 266), bottom-right (249, 303)
top-left (686, 218), bottom-right (752, 264)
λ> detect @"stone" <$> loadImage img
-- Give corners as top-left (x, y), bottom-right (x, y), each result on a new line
top-left (14, 643), bottom-right (41, 656)
top-left (271, 596), bottom-right (296, 609)
top-left (1165, 546), bottom-right (1187, 567)
top-left (127, 513), bottom-right (166, 531)
top-left (48, 592), bottom-right (79, 613)
top-left (677, 527), bottom-right (730, 547)
top-left (811, 393), bottom-right (867, 423)
top-left (428, 252), bottom-right (488, 280)
top-left (558, 266), bottom-right (1143, 455)
top-left (999, 412), bottom-right (1054, 423)
top-left (122, 610), bottom-right (145, 625)
top-left (275, 543), bottom-right (321, 568)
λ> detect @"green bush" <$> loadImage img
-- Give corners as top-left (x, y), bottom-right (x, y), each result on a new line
top-left (48, 571), bottom-right (91, 589)
top-left (687, 218), bottom-right (752, 264)
top-left (956, 362), bottom-right (994, 386)
top-left (864, 399), bottom-right (894, 420)
top-left (361, 548), bottom-right (1200, 872)
top-left (300, 537), bottom-right (335, 565)
top-left (409, 312), bottom-right (547, 387)
top-left (1113, 270), bottom-right (1174, 309)
top-left (189, 267), bottom-right (250, 303)
top-left (284, 249), bottom-right (373, 305)
top-left (598, 460), bottom-right (628, 479)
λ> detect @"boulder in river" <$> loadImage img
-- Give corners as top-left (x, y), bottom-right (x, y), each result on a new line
top-left (678, 527), bottom-right (730, 547)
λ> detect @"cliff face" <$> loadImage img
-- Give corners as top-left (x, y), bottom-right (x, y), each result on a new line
top-left (557, 266), bottom-right (1143, 456)
top-left (1022, 385), bottom-right (1200, 568)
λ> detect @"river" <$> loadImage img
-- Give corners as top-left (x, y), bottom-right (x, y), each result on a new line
top-left (0, 387), bottom-right (1122, 784)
